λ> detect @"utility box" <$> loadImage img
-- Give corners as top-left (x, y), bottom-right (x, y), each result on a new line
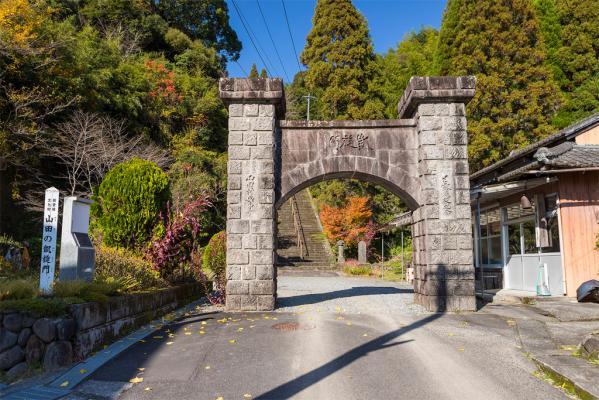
top-left (59, 196), bottom-right (95, 281)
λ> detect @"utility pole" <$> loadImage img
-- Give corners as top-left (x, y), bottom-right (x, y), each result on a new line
top-left (302, 94), bottom-right (316, 121)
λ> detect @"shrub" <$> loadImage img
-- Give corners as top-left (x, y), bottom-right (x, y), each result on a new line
top-left (202, 231), bottom-right (226, 291)
top-left (0, 298), bottom-right (72, 317)
top-left (0, 279), bottom-right (38, 301)
top-left (53, 280), bottom-right (123, 304)
top-left (94, 158), bottom-right (170, 248)
top-left (168, 146), bottom-right (227, 242)
top-left (344, 265), bottom-right (372, 276)
top-left (95, 244), bottom-right (165, 291)
top-left (146, 196), bottom-right (210, 280)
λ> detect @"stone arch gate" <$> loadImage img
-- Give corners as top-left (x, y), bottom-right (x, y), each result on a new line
top-left (219, 76), bottom-right (477, 312)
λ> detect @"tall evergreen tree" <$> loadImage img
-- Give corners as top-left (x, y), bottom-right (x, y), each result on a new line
top-left (260, 68), bottom-right (267, 78)
top-left (437, 0), bottom-right (561, 170)
top-left (533, 0), bottom-right (564, 83)
top-left (377, 28), bottom-right (439, 118)
top-left (249, 63), bottom-right (259, 78)
top-left (550, 0), bottom-right (599, 127)
top-left (300, 0), bottom-right (383, 120)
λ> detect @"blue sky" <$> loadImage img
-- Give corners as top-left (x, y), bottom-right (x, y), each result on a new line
top-left (225, 0), bottom-right (447, 83)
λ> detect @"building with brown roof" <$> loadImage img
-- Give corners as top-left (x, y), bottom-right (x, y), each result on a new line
top-left (471, 112), bottom-right (599, 297)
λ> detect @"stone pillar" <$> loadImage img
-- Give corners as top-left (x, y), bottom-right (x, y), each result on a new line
top-left (219, 78), bottom-right (285, 311)
top-left (398, 76), bottom-right (477, 312)
top-left (358, 241), bottom-right (367, 264)
top-left (337, 240), bottom-right (345, 264)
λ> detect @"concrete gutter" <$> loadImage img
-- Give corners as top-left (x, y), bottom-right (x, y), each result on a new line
top-left (505, 299), bottom-right (599, 399)
top-left (532, 353), bottom-right (599, 399)
top-left (0, 298), bottom-right (212, 400)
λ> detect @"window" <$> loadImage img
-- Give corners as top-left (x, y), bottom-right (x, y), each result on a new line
top-left (508, 223), bottom-right (521, 256)
top-left (543, 194), bottom-right (560, 253)
top-left (522, 220), bottom-right (537, 254)
top-left (479, 208), bottom-right (502, 266)
top-left (503, 194), bottom-right (561, 256)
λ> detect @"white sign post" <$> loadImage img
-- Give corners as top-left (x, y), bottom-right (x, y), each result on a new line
top-left (40, 187), bottom-right (59, 294)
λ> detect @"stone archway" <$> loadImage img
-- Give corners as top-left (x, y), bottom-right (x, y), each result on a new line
top-left (219, 76), bottom-right (477, 312)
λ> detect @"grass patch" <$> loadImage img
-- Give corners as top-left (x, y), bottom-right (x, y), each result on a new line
top-left (343, 265), bottom-right (372, 276)
top-left (53, 280), bottom-right (124, 304)
top-left (533, 366), bottom-right (592, 400)
top-left (0, 297), bottom-right (77, 317)
top-left (521, 297), bottom-right (537, 305)
top-left (0, 278), bottom-right (38, 301)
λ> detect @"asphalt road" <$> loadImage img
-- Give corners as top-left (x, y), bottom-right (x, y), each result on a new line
top-left (75, 275), bottom-right (567, 400)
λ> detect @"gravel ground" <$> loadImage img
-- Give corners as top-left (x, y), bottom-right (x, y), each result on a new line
top-left (276, 275), bottom-right (425, 315)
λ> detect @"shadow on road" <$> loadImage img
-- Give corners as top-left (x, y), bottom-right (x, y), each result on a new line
top-left (254, 312), bottom-right (441, 399)
top-left (277, 286), bottom-right (413, 307)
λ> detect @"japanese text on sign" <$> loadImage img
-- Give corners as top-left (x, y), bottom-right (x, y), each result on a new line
top-left (39, 187), bottom-right (59, 293)
top-left (328, 132), bottom-right (371, 155)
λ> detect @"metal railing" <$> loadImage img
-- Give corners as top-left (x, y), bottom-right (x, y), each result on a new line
top-left (290, 195), bottom-right (308, 260)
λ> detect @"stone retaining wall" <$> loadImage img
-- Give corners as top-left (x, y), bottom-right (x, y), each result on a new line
top-left (0, 283), bottom-right (202, 379)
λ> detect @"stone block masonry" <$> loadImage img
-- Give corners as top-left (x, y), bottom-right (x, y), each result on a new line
top-left (221, 76), bottom-right (476, 312)
top-left (398, 76), bottom-right (476, 312)
top-left (220, 78), bottom-right (283, 311)
top-left (0, 284), bottom-right (202, 379)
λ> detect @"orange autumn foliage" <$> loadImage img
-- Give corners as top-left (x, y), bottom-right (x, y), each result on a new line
top-left (319, 197), bottom-right (373, 247)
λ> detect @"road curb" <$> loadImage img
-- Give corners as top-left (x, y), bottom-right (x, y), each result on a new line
top-left (532, 353), bottom-right (599, 400)
top-left (0, 298), bottom-right (211, 400)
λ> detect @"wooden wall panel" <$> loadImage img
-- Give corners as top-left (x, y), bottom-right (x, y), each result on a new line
top-left (558, 172), bottom-right (599, 296)
top-left (575, 125), bottom-right (599, 145)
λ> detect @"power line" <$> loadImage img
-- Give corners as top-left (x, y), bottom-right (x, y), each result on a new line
top-left (231, 0), bottom-right (278, 77)
top-left (234, 60), bottom-right (248, 76)
top-left (256, 0), bottom-right (290, 82)
top-left (281, 0), bottom-right (303, 74)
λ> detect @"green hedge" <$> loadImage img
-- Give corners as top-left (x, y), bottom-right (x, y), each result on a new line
top-left (94, 158), bottom-right (169, 248)
top-left (202, 231), bottom-right (226, 290)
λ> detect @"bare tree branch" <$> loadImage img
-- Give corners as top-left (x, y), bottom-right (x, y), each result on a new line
top-left (39, 111), bottom-right (172, 198)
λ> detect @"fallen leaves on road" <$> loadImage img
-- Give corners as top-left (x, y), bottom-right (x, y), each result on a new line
top-left (79, 369), bottom-right (87, 374)
top-left (60, 381), bottom-right (69, 387)
top-left (129, 377), bottom-right (144, 384)
top-left (457, 347), bottom-right (465, 352)
top-left (506, 320), bottom-right (516, 327)
top-left (166, 342), bottom-right (174, 345)
top-left (201, 321), bottom-right (208, 325)
top-left (229, 339), bottom-right (236, 344)
top-left (244, 394), bottom-right (252, 398)
top-left (185, 332), bottom-right (192, 335)
top-left (216, 397), bottom-right (224, 400)
top-left (362, 333), bottom-right (368, 337)
top-left (138, 368), bottom-right (145, 372)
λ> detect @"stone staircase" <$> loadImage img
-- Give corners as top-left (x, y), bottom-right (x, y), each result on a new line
top-left (276, 189), bottom-right (334, 270)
